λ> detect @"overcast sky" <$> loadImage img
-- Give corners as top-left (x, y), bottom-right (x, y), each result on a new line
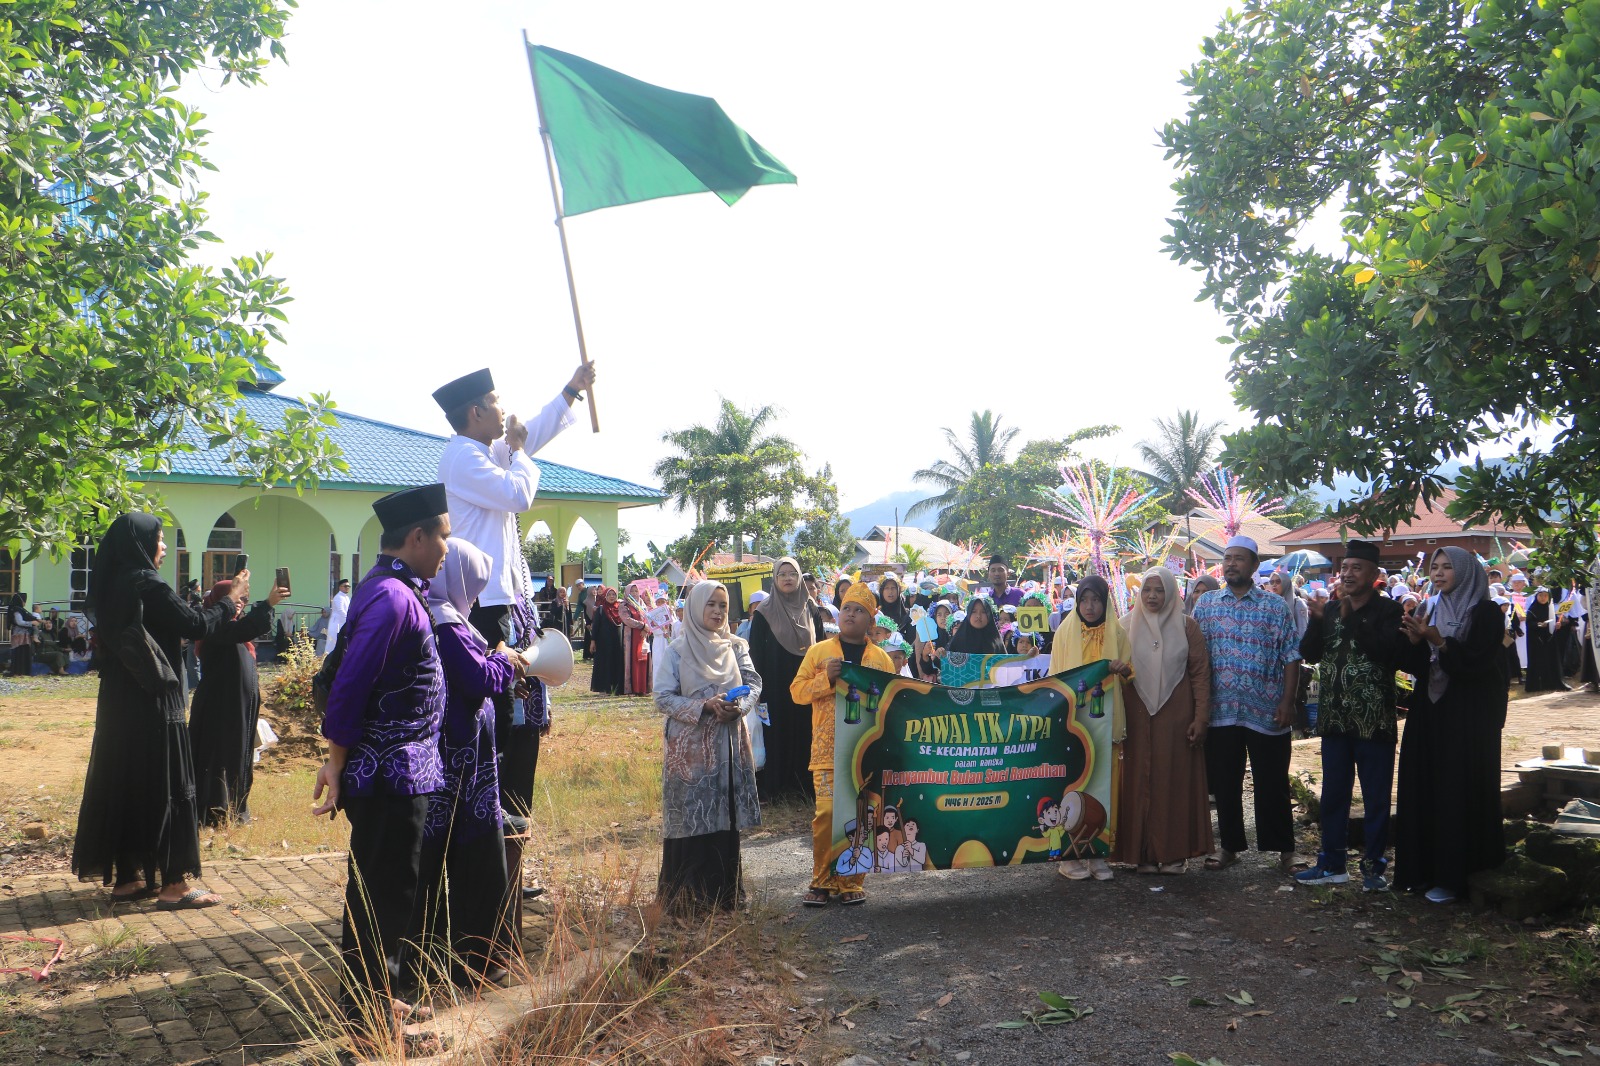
top-left (186, 1), bottom-right (1245, 550)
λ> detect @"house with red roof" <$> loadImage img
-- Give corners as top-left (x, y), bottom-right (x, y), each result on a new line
top-left (1272, 488), bottom-right (1531, 570)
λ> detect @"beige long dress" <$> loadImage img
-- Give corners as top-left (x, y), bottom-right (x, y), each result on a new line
top-left (1112, 616), bottom-right (1214, 865)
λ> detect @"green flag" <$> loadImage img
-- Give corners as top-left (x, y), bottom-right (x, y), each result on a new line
top-left (527, 44), bottom-right (796, 217)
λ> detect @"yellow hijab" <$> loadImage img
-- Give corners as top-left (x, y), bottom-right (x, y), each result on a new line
top-left (1047, 576), bottom-right (1129, 741)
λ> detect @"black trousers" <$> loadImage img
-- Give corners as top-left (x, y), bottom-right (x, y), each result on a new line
top-left (340, 793), bottom-right (428, 1017)
top-left (468, 602), bottom-right (541, 816)
top-left (416, 824), bottom-right (510, 984)
top-left (1205, 725), bottom-right (1295, 854)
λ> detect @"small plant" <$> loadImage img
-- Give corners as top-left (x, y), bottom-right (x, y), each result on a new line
top-left (1289, 769), bottom-right (1320, 824)
top-left (994, 990), bottom-right (1092, 1029)
top-left (262, 630), bottom-right (322, 731)
top-left (87, 923), bottom-right (159, 978)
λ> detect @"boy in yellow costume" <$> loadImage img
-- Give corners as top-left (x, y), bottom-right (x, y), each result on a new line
top-left (791, 582), bottom-right (894, 906)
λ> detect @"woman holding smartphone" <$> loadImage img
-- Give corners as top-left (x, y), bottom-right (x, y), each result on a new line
top-left (1394, 546), bottom-right (1507, 904)
top-left (189, 573), bottom-right (290, 827)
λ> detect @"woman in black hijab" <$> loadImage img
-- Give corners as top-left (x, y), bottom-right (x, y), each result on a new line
top-left (8, 592), bottom-right (37, 676)
top-left (71, 513), bottom-right (248, 908)
top-left (949, 596), bottom-right (1006, 655)
top-left (875, 573), bottom-right (914, 642)
top-left (1524, 588), bottom-right (1572, 693)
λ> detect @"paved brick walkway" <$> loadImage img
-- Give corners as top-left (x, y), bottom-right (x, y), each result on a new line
top-left (1, 855), bottom-right (348, 1066)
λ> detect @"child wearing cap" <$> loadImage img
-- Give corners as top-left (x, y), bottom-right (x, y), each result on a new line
top-left (790, 582), bottom-right (895, 907)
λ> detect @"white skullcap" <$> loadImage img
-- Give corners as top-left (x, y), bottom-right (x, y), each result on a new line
top-left (1225, 535), bottom-right (1259, 554)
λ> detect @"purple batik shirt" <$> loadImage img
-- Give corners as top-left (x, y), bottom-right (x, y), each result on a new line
top-left (321, 557), bottom-right (445, 797)
top-left (426, 621), bottom-right (515, 843)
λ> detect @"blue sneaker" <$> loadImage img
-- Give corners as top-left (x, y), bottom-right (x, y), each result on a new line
top-left (1362, 871), bottom-right (1390, 893)
top-left (1294, 864), bottom-right (1349, 885)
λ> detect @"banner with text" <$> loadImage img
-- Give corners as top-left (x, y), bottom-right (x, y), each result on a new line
top-left (830, 660), bottom-right (1115, 876)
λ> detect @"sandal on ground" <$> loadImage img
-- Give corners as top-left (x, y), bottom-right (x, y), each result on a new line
top-left (398, 1028), bottom-right (450, 1056)
top-left (156, 889), bottom-right (222, 911)
top-left (838, 890), bottom-right (867, 906)
top-left (1159, 862), bottom-right (1187, 875)
top-left (1278, 850), bottom-right (1298, 873)
top-left (1203, 851), bottom-right (1238, 872)
top-left (1136, 864), bottom-right (1159, 875)
top-left (801, 889), bottom-right (830, 908)
top-left (110, 885), bottom-right (158, 904)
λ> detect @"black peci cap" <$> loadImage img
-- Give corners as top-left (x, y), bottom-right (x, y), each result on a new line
top-left (372, 484), bottom-right (448, 533)
top-left (1345, 540), bottom-right (1381, 564)
top-left (431, 368), bottom-right (494, 413)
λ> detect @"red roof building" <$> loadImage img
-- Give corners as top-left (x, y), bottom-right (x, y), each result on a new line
top-left (1272, 489), bottom-right (1531, 570)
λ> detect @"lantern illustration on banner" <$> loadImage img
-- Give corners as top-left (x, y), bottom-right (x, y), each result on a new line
top-left (844, 684), bottom-right (861, 724)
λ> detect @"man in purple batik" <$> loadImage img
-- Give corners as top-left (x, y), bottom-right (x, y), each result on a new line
top-left (313, 484), bottom-right (451, 1038)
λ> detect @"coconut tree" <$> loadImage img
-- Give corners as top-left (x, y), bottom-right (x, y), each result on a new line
top-left (906, 411), bottom-right (1020, 527)
top-left (1136, 409), bottom-right (1225, 514)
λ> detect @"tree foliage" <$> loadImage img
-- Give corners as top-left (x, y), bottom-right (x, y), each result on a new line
top-left (1165, 0), bottom-right (1600, 580)
top-left (907, 410), bottom-right (1023, 526)
top-left (1137, 410), bottom-right (1225, 513)
top-left (653, 398), bottom-right (838, 562)
top-left (933, 434), bottom-right (1139, 565)
top-left (0, 0), bottom-right (345, 556)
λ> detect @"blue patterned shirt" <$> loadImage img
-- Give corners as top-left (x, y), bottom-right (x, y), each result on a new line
top-left (321, 557), bottom-right (446, 797)
top-left (1192, 586), bottom-right (1300, 735)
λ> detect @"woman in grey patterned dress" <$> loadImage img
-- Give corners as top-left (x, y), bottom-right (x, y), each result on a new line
top-left (652, 580), bottom-right (762, 912)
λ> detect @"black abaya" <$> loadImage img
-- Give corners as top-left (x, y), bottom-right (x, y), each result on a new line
top-left (1394, 598), bottom-right (1508, 897)
top-left (189, 601), bottom-right (274, 826)
top-left (589, 610), bottom-right (625, 696)
top-left (73, 571), bottom-right (235, 887)
top-left (748, 608), bottom-right (825, 801)
top-left (1525, 607), bottom-right (1569, 692)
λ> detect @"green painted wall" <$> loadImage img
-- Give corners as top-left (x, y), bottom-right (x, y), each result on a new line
top-left (18, 479), bottom-right (643, 615)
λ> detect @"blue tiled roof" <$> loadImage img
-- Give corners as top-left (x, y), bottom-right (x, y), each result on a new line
top-left (152, 389), bottom-right (664, 503)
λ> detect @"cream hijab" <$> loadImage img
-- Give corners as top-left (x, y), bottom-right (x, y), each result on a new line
top-left (1120, 567), bottom-right (1189, 714)
top-left (670, 579), bottom-right (743, 697)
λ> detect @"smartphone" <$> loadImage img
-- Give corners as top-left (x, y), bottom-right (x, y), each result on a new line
top-left (275, 567), bottom-right (291, 594)
top-left (232, 554), bottom-right (249, 576)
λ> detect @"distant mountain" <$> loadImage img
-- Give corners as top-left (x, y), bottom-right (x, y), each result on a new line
top-left (1304, 457), bottom-right (1510, 506)
top-left (843, 489), bottom-right (936, 536)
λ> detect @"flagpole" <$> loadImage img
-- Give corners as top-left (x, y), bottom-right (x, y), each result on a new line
top-left (524, 32), bottom-right (601, 434)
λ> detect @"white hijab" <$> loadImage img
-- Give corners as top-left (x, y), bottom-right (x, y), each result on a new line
top-left (426, 538), bottom-right (491, 649)
top-left (1120, 567), bottom-right (1189, 713)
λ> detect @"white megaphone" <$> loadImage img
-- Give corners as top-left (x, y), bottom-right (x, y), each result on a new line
top-left (519, 629), bottom-right (575, 687)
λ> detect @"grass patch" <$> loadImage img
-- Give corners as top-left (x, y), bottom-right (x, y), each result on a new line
top-left (86, 922), bottom-right (161, 979)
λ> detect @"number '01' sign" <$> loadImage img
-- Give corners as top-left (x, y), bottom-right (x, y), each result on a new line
top-left (1016, 606), bottom-right (1050, 634)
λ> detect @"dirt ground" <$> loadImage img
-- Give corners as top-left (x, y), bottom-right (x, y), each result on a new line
top-left (765, 687), bottom-right (1600, 1066)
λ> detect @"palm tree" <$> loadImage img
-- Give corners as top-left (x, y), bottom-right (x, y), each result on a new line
top-left (652, 398), bottom-right (798, 561)
top-left (907, 411), bottom-right (1020, 529)
top-left (1136, 409), bottom-right (1225, 514)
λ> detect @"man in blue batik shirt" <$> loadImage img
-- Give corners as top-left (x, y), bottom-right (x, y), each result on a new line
top-left (1193, 535), bottom-right (1301, 873)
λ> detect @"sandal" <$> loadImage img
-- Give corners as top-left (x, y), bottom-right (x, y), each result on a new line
top-left (399, 1028), bottom-right (450, 1056)
top-left (156, 889), bottom-right (222, 911)
top-left (839, 890), bottom-right (867, 906)
top-left (801, 889), bottom-right (830, 908)
top-left (1203, 851), bottom-right (1238, 872)
top-left (110, 885), bottom-right (158, 904)
top-left (1159, 862), bottom-right (1187, 875)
